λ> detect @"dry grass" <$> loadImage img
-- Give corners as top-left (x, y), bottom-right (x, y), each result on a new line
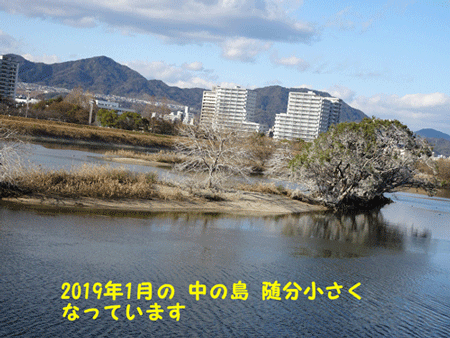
top-left (236, 182), bottom-right (289, 195)
top-left (14, 165), bottom-right (160, 199)
top-left (10, 165), bottom-right (218, 202)
top-left (104, 149), bottom-right (183, 164)
top-left (0, 115), bottom-right (175, 148)
top-left (436, 158), bottom-right (450, 186)
top-left (417, 158), bottom-right (450, 187)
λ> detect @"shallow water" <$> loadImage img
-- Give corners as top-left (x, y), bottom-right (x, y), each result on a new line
top-left (23, 143), bottom-right (182, 182)
top-left (1, 205), bottom-right (449, 337)
top-left (1, 144), bottom-right (449, 337)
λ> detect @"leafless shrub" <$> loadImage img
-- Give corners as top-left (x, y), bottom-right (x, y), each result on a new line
top-left (0, 127), bottom-right (26, 186)
top-left (265, 141), bottom-right (300, 180)
top-left (242, 133), bottom-right (276, 174)
top-left (175, 124), bottom-right (254, 189)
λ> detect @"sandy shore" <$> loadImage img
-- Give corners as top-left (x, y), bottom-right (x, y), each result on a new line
top-left (103, 156), bottom-right (173, 168)
top-left (2, 191), bottom-right (325, 216)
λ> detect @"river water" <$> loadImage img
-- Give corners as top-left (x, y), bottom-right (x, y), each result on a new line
top-left (1, 144), bottom-right (449, 337)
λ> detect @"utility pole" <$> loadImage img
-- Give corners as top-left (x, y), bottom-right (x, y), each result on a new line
top-left (25, 89), bottom-right (30, 118)
top-left (89, 100), bottom-right (94, 125)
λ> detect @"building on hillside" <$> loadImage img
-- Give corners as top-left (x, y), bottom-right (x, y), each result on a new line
top-left (164, 106), bottom-right (195, 125)
top-left (200, 85), bottom-right (267, 133)
top-left (0, 55), bottom-right (20, 101)
top-left (273, 91), bottom-right (341, 141)
top-left (95, 99), bottom-right (135, 114)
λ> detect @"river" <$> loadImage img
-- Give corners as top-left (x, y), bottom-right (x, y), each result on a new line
top-left (1, 144), bottom-right (449, 337)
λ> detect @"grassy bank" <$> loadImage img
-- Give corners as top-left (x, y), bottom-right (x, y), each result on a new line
top-left (0, 115), bottom-right (175, 148)
top-left (9, 165), bottom-right (293, 200)
top-left (1, 165), bottom-right (324, 215)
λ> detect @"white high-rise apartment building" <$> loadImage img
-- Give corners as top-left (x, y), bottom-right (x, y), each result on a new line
top-left (273, 91), bottom-right (341, 141)
top-left (0, 55), bottom-right (20, 100)
top-left (200, 85), bottom-right (266, 133)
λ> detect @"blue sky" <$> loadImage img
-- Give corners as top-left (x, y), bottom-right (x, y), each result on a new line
top-left (1, 0), bottom-right (449, 133)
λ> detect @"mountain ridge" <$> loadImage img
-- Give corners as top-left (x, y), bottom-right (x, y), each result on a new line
top-left (416, 128), bottom-right (450, 142)
top-left (415, 128), bottom-right (450, 157)
top-left (7, 53), bottom-right (367, 125)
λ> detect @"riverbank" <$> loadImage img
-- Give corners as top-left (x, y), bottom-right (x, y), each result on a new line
top-left (1, 190), bottom-right (325, 216)
top-left (394, 186), bottom-right (450, 199)
top-left (0, 115), bottom-right (175, 149)
top-left (0, 163), bottom-right (325, 216)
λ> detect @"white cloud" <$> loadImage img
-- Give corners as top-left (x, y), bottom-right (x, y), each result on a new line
top-left (272, 53), bottom-right (309, 71)
top-left (182, 61), bottom-right (204, 71)
top-left (350, 92), bottom-right (450, 132)
top-left (0, 30), bottom-right (22, 53)
top-left (125, 59), bottom-right (216, 88)
top-left (22, 53), bottom-right (61, 63)
top-left (398, 93), bottom-right (450, 109)
top-left (173, 77), bottom-right (215, 89)
top-left (0, 0), bottom-right (317, 61)
top-left (326, 84), bottom-right (356, 102)
top-left (219, 82), bottom-right (243, 88)
top-left (221, 37), bottom-right (272, 62)
top-left (62, 16), bottom-right (97, 28)
top-left (292, 84), bottom-right (312, 89)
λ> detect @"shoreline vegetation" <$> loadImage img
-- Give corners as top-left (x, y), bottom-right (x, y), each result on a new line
top-left (1, 165), bottom-right (325, 216)
top-left (1, 116), bottom-right (449, 214)
top-left (0, 116), bottom-right (325, 215)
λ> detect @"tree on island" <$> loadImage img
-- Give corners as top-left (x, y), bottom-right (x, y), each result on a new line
top-left (287, 117), bottom-right (436, 210)
top-left (175, 124), bottom-right (253, 189)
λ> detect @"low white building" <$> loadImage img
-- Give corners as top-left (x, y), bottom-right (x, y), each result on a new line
top-left (95, 99), bottom-right (135, 114)
top-left (164, 106), bottom-right (195, 125)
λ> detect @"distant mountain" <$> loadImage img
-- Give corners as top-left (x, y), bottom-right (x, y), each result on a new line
top-left (415, 129), bottom-right (450, 157)
top-left (416, 128), bottom-right (450, 141)
top-left (424, 138), bottom-right (450, 157)
top-left (8, 54), bottom-right (205, 109)
top-left (7, 54), bottom-right (367, 126)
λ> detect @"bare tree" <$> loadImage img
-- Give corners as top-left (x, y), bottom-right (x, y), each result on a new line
top-left (64, 86), bottom-right (94, 110)
top-left (0, 127), bottom-right (26, 196)
top-left (287, 118), bottom-right (436, 210)
top-left (175, 124), bottom-right (253, 189)
top-left (244, 133), bottom-right (276, 174)
top-left (265, 139), bottom-right (307, 180)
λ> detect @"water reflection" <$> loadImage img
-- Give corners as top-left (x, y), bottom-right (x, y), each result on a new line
top-left (278, 210), bottom-right (418, 258)
top-left (2, 199), bottom-right (436, 261)
top-left (1, 200), bottom-right (449, 337)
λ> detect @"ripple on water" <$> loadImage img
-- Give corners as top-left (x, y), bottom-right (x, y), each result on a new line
top-left (1, 202), bottom-right (450, 337)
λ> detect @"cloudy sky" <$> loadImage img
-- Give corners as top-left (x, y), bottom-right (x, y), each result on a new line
top-left (1, 0), bottom-right (449, 133)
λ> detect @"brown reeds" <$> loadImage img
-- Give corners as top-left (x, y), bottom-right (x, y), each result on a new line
top-left (236, 182), bottom-right (288, 195)
top-left (104, 149), bottom-right (183, 164)
top-left (14, 165), bottom-right (159, 199)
